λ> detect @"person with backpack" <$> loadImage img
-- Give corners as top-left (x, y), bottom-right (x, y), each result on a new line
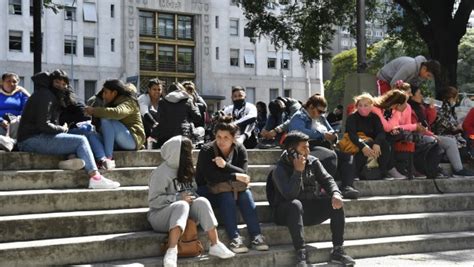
top-left (269, 131), bottom-right (355, 267)
top-left (148, 135), bottom-right (235, 267)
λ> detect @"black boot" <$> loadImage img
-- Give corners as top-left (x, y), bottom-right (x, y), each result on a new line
top-left (295, 248), bottom-right (308, 267)
top-left (330, 246), bottom-right (355, 265)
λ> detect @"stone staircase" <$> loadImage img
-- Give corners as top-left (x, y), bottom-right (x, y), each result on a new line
top-left (0, 150), bottom-right (473, 266)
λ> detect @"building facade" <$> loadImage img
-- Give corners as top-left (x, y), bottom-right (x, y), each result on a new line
top-left (1, 0), bottom-right (323, 109)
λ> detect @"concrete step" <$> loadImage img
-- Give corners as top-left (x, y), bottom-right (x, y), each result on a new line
top-left (1, 204), bottom-right (473, 244)
top-left (0, 150), bottom-right (283, 170)
top-left (2, 230), bottom-right (473, 266)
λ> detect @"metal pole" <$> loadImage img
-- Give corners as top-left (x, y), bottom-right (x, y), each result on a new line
top-left (70, 0), bottom-right (76, 84)
top-left (356, 0), bottom-right (367, 73)
top-left (281, 49), bottom-right (285, 96)
top-left (33, 0), bottom-right (42, 89)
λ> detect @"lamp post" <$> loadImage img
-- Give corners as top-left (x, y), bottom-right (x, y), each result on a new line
top-left (33, 0), bottom-right (42, 89)
top-left (356, 0), bottom-right (367, 73)
top-left (70, 0), bottom-right (76, 84)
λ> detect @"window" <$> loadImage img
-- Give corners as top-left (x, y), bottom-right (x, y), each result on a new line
top-left (110, 4), bottom-right (115, 18)
top-left (244, 26), bottom-right (253, 38)
top-left (215, 16), bottom-right (219, 28)
top-left (178, 47), bottom-right (194, 72)
top-left (284, 89), bottom-right (291, 97)
top-left (341, 39), bottom-right (348, 46)
top-left (229, 19), bottom-right (239, 36)
top-left (139, 11), bottom-right (154, 36)
top-left (9, 0), bottom-right (22, 15)
top-left (244, 50), bottom-right (255, 68)
top-left (159, 13), bottom-right (175, 38)
top-left (111, 38), bottom-right (115, 52)
top-left (269, 88), bottom-right (279, 102)
top-left (281, 52), bottom-right (290, 69)
top-left (158, 45), bottom-right (175, 71)
top-left (71, 79), bottom-right (79, 93)
top-left (267, 51), bottom-right (277, 69)
top-left (177, 15), bottom-right (193, 40)
top-left (84, 80), bottom-right (97, 101)
top-left (29, 0), bottom-right (34, 16)
top-left (140, 43), bottom-right (155, 70)
top-left (83, 3), bottom-right (97, 22)
top-left (30, 32), bottom-right (43, 53)
top-left (83, 37), bottom-right (95, 57)
top-left (64, 35), bottom-right (77, 55)
top-left (230, 49), bottom-right (239, 66)
top-left (279, 0), bottom-right (290, 4)
top-left (9, 31), bottom-right (22, 51)
top-left (216, 47), bottom-right (219, 60)
top-left (246, 87), bottom-right (256, 103)
top-left (64, 7), bottom-right (76, 21)
top-left (19, 77), bottom-right (25, 87)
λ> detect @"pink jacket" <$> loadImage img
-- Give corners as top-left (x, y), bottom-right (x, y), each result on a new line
top-left (372, 106), bottom-right (417, 132)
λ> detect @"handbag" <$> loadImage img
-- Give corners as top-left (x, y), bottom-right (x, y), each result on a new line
top-left (337, 132), bottom-right (372, 154)
top-left (160, 219), bottom-right (203, 258)
top-left (207, 141), bottom-right (248, 200)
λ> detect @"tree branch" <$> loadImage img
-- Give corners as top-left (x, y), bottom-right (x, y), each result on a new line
top-left (393, 0), bottom-right (431, 42)
top-left (453, 0), bottom-right (474, 40)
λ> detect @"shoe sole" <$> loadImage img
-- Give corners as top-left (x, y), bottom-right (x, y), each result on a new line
top-left (342, 191), bottom-right (360, 199)
top-left (209, 252), bottom-right (235, 259)
top-left (230, 247), bottom-right (249, 253)
top-left (330, 259), bottom-right (356, 266)
top-left (58, 159), bottom-right (85, 170)
top-left (252, 244), bottom-right (269, 251)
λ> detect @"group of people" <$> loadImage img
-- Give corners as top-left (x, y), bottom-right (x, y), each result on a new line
top-left (1, 53), bottom-right (473, 267)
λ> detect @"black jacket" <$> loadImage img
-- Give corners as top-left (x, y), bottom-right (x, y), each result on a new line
top-left (156, 90), bottom-right (202, 143)
top-left (195, 141), bottom-right (248, 187)
top-left (17, 72), bottom-right (67, 142)
top-left (271, 152), bottom-right (340, 207)
top-left (345, 112), bottom-right (386, 149)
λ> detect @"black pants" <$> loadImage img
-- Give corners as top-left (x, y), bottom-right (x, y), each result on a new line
top-left (354, 139), bottom-right (391, 178)
top-left (311, 146), bottom-right (355, 188)
top-left (273, 198), bottom-right (345, 250)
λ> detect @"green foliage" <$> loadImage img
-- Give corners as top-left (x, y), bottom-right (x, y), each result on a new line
top-left (458, 29), bottom-right (474, 93)
top-left (43, 0), bottom-right (65, 14)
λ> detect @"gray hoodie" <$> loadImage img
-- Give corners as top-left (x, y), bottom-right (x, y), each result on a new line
top-left (164, 90), bottom-right (190, 103)
top-left (377, 55), bottom-right (427, 87)
top-left (148, 135), bottom-right (196, 211)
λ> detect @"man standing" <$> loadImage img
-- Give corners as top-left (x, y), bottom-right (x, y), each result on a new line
top-left (222, 86), bottom-right (257, 147)
top-left (270, 131), bottom-right (355, 266)
top-left (377, 55), bottom-right (440, 95)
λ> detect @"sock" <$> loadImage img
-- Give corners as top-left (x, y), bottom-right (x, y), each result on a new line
top-left (91, 174), bottom-right (102, 180)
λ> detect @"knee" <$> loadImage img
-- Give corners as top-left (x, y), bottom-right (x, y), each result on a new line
top-left (193, 197), bottom-right (212, 209)
top-left (100, 118), bottom-right (113, 126)
top-left (289, 199), bottom-right (303, 215)
top-left (173, 200), bottom-right (190, 214)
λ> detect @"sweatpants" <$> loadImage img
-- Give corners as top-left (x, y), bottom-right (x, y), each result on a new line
top-left (148, 197), bottom-right (218, 233)
top-left (273, 197), bottom-right (345, 250)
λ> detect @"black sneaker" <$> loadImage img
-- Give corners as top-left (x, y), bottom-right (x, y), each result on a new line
top-left (251, 234), bottom-right (269, 251)
top-left (229, 235), bottom-right (249, 253)
top-left (453, 168), bottom-right (474, 177)
top-left (296, 248), bottom-right (308, 267)
top-left (342, 186), bottom-right (360, 199)
top-left (330, 246), bottom-right (355, 265)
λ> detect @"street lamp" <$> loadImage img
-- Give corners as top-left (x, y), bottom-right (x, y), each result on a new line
top-left (70, 0), bottom-right (77, 84)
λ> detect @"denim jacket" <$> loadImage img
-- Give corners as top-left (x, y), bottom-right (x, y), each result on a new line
top-left (288, 108), bottom-right (333, 140)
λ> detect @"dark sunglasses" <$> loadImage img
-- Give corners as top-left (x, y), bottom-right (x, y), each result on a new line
top-left (316, 108), bottom-right (327, 114)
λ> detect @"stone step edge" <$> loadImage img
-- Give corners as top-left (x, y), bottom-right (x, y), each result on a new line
top-left (86, 231), bottom-right (474, 266)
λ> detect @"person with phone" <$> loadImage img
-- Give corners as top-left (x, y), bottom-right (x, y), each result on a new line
top-left (271, 131), bottom-right (355, 266)
top-left (148, 136), bottom-right (235, 267)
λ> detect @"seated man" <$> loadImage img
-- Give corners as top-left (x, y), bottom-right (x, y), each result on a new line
top-left (259, 96), bottom-right (302, 148)
top-left (270, 131), bottom-right (355, 267)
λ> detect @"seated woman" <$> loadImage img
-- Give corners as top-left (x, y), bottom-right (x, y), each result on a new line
top-left (84, 80), bottom-right (146, 169)
top-left (463, 108), bottom-right (474, 160)
top-left (155, 83), bottom-right (202, 148)
top-left (288, 94), bottom-right (359, 199)
top-left (0, 72), bottom-right (30, 138)
top-left (138, 78), bottom-right (163, 142)
top-left (148, 136), bottom-right (235, 267)
top-left (17, 70), bottom-right (120, 189)
top-left (343, 93), bottom-right (390, 180)
top-left (195, 116), bottom-right (269, 253)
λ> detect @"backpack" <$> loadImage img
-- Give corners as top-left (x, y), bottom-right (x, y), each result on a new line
top-left (413, 139), bottom-right (443, 179)
top-left (265, 169), bottom-right (276, 207)
top-left (160, 219), bottom-right (203, 257)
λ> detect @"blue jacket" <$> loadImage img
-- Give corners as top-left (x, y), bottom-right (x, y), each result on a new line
top-left (288, 108), bottom-right (333, 140)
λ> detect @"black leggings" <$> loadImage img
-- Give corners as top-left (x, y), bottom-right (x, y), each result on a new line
top-left (273, 198), bottom-right (345, 250)
top-left (311, 146), bottom-right (355, 188)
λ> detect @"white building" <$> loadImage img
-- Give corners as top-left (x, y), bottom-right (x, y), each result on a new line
top-left (1, 0), bottom-right (323, 109)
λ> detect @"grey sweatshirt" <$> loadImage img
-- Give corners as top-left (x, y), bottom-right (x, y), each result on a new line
top-left (377, 55), bottom-right (427, 87)
top-left (148, 135), bottom-right (196, 211)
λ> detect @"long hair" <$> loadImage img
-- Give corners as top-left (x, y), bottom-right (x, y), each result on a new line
top-left (374, 89), bottom-right (408, 110)
top-left (177, 137), bottom-right (195, 184)
top-left (103, 79), bottom-right (132, 98)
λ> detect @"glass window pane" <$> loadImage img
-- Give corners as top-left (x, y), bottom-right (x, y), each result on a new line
top-left (139, 11), bottom-right (154, 36)
top-left (178, 47), bottom-right (193, 73)
top-left (159, 45), bottom-right (175, 71)
top-left (140, 44), bottom-right (155, 70)
top-left (159, 13), bottom-right (175, 38)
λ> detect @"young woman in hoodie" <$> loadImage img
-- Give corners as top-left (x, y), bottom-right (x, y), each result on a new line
top-left (84, 79), bottom-right (146, 169)
top-left (148, 135), bottom-right (235, 267)
top-left (17, 70), bottom-right (120, 189)
top-left (155, 83), bottom-right (202, 148)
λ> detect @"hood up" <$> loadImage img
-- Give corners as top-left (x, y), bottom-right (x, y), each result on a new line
top-left (160, 135), bottom-right (182, 169)
top-left (164, 90), bottom-right (190, 103)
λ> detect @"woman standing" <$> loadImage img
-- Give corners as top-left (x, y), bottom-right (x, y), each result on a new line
top-left (195, 116), bottom-right (269, 253)
top-left (148, 136), bottom-right (235, 267)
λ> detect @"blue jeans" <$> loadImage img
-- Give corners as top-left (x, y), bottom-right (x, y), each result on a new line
top-left (84, 119), bottom-right (136, 159)
top-left (197, 186), bottom-right (261, 239)
top-left (17, 133), bottom-right (98, 173)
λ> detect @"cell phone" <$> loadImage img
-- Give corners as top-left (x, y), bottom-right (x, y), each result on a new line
top-left (287, 148), bottom-right (300, 159)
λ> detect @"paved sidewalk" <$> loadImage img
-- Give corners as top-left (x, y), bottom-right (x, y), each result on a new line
top-left (313, 249), bottom-right (474, 266)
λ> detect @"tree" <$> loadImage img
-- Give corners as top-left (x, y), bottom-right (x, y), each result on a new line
top-left (457, 28), bottom-right (474, 93)
top-left (387, 0), bottom-right (473, 97)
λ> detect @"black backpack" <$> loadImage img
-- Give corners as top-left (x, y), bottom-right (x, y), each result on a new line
top-left (265, 169), bottom-right (276, 207)
top-left (414, 139), bottom-right (443, 179)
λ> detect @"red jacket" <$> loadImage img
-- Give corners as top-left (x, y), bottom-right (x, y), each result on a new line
top-left (463, 108), bottom-right (474, 138)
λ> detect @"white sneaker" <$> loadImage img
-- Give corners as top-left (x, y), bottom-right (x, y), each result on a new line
top-left (58, 158), bottom-right (85, 170)
top-left (209, 241), bottom-right (235, 259)
top-left (88, 176), bottom-right (120, 189)
top-left (163, 247), bottom-right (178, 267)
top-left (387, 167), bottom-right (407, 180)
top-left (100, 159), bottom-right (116, 170)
